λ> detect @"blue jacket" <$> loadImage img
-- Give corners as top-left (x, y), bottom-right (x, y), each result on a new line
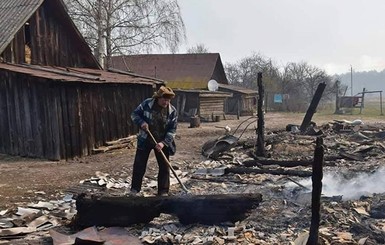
top-left (131, 98), bottom-right (177, 154)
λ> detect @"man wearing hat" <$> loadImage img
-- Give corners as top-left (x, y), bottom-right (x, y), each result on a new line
top-left (129, 86), bottom-right (177, 196)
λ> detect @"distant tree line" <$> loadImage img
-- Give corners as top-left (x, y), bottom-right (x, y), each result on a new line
top-left (188, 45), bottom-right (338, 112)
top-left (225, 53), bottom-right (337, 112)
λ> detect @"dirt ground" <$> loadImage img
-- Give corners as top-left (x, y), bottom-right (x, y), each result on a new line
top-left (0, 112), bottom-right (381, 210)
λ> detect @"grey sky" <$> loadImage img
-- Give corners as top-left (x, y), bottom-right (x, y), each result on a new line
top-left (178, 0), bottom-right (385, 75)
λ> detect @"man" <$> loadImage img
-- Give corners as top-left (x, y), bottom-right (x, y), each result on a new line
top-left (130, 86), bottom-right (177, 196)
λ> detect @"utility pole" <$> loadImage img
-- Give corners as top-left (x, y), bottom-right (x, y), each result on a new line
top-left (350, 65), bottom-right (353, 96)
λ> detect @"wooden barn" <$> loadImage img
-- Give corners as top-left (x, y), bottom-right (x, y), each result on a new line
top-left (0, 0), bottom-right (100, 68)
top-left (0, 0), bottom-right (164, 160)
top-left (0, 64), bottom-right (163, 160)
top-left (218, 84), bottom-right (257, 117)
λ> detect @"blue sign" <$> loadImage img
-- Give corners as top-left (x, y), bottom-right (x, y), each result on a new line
top-left (274, 94), bottom-right (283, 103)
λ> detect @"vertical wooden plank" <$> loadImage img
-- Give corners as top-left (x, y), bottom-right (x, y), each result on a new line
top-left (30, 82), bottom-right (43, 157)
top-left (60, 87), bottom-right (72, 159)
top-left (50, 86), bottom-right (61, 160)
top-left (100, 87), bottom-right (107, 144)
top-left (44, 84), bottom-right (54, 160)
top-left (54, 85), bottom-right (66, 159)
top-left (86, 87), bottom-right (95, 155)
top-left (105, 87), bottom-right (113, 141)
top-left (13, 74), bottom-right (24, 156)
top-left (0, 75), bottom-right (9, 153)
top-left (69, 87), bottom-right (81, 157)
top-left (114, 87), bottom-right (123, 138)
top-left (35, 8), bottom-right (44, 64)
top-left (39, 7), bottom-right (48, 65)
top-left (118, 86), bottom-right (126, 137)
top-left (21, 77), bottom-right (34, 157)
top-left (6, 74), bottom-right (17, 155)
top-left (110, 88), bottom-right (118, 140)
top-left (36, 80), bottom-right (48, 158)
top-left (78, 85), bottom-right (88, 156)
top-left (92, 86), bottom-right (101, 147)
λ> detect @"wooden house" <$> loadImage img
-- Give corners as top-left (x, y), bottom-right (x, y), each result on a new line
top-left (109, 53), bottom-right (229, 89)
top-left (109, 53), bottom-right (246, 121)
top-left (0, 0), bottom-right (164, 160)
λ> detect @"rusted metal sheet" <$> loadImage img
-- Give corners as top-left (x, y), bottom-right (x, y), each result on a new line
top-left (0, 63), bottom-right (164, 85)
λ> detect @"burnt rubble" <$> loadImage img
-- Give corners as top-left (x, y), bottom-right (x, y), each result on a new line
top-left (1, 120), bottom-right (385, 244)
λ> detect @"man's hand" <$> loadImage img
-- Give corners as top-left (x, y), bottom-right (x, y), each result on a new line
top-left (155, 142), bottom-right (164, 152)
top-left (141, 122), bottom-right (149, 131)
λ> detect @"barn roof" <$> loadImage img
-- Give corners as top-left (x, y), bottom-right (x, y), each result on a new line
top-left (109, 53), bottom-right (228, 89)
top-left (0, 0), bottom-right (43, 54)
top-left (0, 63), bottom-right (165, 85)
top-left (218, 84), bottom-right (258, 95)
top-left (174, 89), bottom-right (232, 98)
top-left (0, 0), bottom-right (100, 68)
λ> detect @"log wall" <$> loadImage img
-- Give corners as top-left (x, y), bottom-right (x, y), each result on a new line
top-left (199, 97), bottom-right (225, 120)
top-left (225, 95), bottom-right (256, 116)
top-left (0, 71), bottom-right (152, 160)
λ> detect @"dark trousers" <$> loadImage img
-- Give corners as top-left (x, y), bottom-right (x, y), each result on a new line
top-left (131, 144), bottom-right (170, 195)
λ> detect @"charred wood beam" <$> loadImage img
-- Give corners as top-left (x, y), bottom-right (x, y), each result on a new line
top-left (242, 156), bottom-right (340, 168)
top-left (191, 175), bottom-right (258, 185)
top-left (300, 82), bottom-right (326, 133)
top-left (256, 72), bottom-right (266, 157)
top-left (74, 193), bottom-right (262, 227)
top-left (224, 167), bottom-right (312, 177)
top-left (350, 222), bottom-right (385, 244)
top-left (339, 151), bottom-right (364, 161)
top-left (243, 159), bottom-right (314, 168)
top-left (307, 137), bottom-right (324, 245)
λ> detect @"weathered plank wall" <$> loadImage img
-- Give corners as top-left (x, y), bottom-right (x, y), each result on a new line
top-left (0, 1), bottom-right (98, 68)
top-left (0, 72), bottom-right (152, 160)
top-left (225, 95), bottom-right (256, 116)
top-left (174, 92), bottom-right (199, 121)
top-left (199, 97), bottom-right (225, 121)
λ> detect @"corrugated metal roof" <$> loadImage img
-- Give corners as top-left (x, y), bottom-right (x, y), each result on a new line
top-left (0, 0), bottom-right (43, 54)
top-left (109, 53), bottom-right (226, 88)
top-left (0, 63), bottom-right (165, 85)
top-left (218, 84), bottom-right (258, 95)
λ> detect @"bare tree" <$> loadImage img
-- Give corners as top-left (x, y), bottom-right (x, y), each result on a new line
top-left (64, 0), bottom-right (186, 67)
top-left (281, 62), bottom-right (333, 111)
top-left (225, 54), bottom-right (334, 112)
top-left (225, 53), bottom-right (281, 90)
top-left (186, 43), bottom-right (209, 53)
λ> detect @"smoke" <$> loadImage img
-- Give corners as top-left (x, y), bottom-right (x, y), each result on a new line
top-left (298, 167), bottom-right (385, 200)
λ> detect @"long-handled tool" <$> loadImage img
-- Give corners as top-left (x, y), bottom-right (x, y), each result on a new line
top-left (146, 130), bottom-right (189, 193)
